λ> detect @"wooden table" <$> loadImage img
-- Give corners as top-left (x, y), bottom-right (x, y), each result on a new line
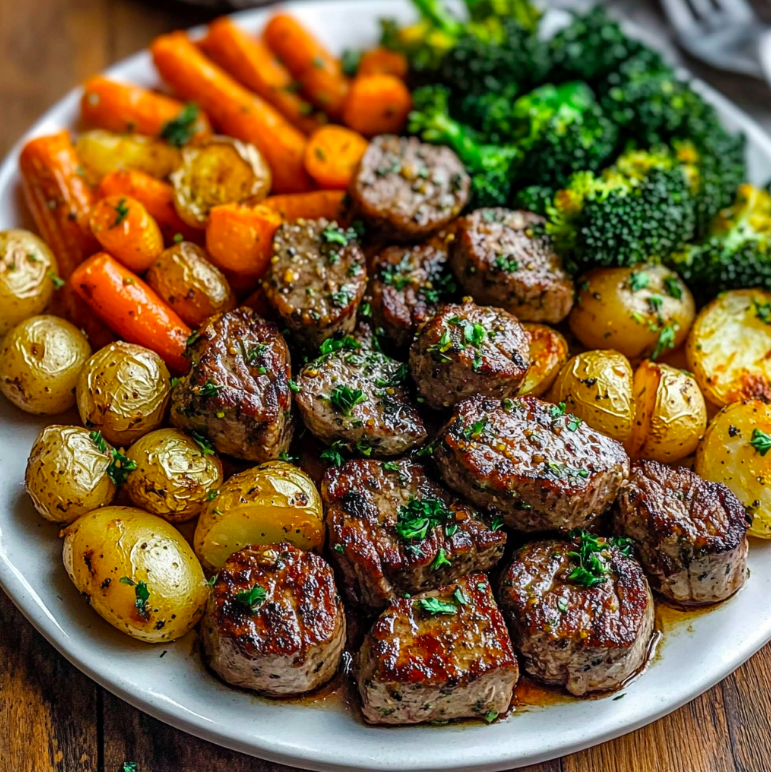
top-left (2, 1), bottom-right (771, 770)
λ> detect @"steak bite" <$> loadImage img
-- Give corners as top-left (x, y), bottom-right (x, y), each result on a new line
top-left (409, 301), bottom-right (530, 410)
top-left (451, 208), bottom-right (574, 324)
top-left (434, 395), bottom-right (630, 532)
top-left (356, 574), bottom-right (518, 724)
top-left (295, 335), bottom-right (426, 457)
top-left (322, 458), bottom-right (506, 610)
top-left (614, 460), bottom-right (749, 606)
top-left (498, 534), bottom-right (655, 696)
top-left (263, 219), bottom-right (366, 349)
top-left (349, 135), bottom-right (470, 241)
top-left (369, 232), bottom-right (457, 353)
top-left (170, 307), bottom-right (293, 462)
top-left (201, 542), bottom-right (346, 696)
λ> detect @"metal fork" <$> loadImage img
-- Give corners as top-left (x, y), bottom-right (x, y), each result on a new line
top-left (659, 0), bottom-right (771, 79)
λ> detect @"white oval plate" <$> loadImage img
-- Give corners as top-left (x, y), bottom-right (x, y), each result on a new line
top-left (2, 2), bottom-right (771, 770)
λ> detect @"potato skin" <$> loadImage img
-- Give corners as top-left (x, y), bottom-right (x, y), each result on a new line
top-left (125, 428), bottom-right (223, 523)
top-left (569, 265), bottom-right (694, 361)
top-left (76, 342), bottom-right (171, 446)
top-left (628, 360), bottom-right (707, 463)
top-left (25, 425), bottom-right (116, 524)
top-left (0, 315), bottom-right (92, 415)
top-left (144, 242), bottom-right (236, 327)
top-left (519, 323), bottom-right (568, 397)
top-left (194, 460), bottom-right (324, 573)
top-left (687, 289), bottom-right (771, 408)
top-left (547, 349), bottom-right (635, 444)
top-left (0, 229), bottom-right (59, 337)
top-left (61, 506), bottom-right (209, 642)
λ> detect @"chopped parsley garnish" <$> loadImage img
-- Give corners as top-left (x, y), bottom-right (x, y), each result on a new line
top-left (186, 330), bottom-right (201, 348)
top-left (483, 711), bottom-right (498, 724)
top-left (550, 402), bottom-right (566, 419)
top-left (170, 377), bottom-right (181, 388)
top-left (628, 271), bottom-right (649, 292)
top-left (431, 549), bottom-right (452, 571)
top-left (418, 597), bottom-right (457, 616)
top-left (566, 530), bottom-right (632, 588)
top-left (288, 379), bottom-right (301, 393)
top-left (493, 254), bottom-right (518, 273)
top-left (557, 598), bottom-right (568, 613)
top-left (243, 342), bottom-right (267, 364)
top-left (119, 577), bottom-right (150, 619)
top-left (123, 764), bottom-right (138, 772)
top-left (750, 428), bottom-right (771, 456)
top-left (419, 272), bottom-right (456, 304)
top-left (108, 449), bottom-right (137, 485)
top-left (341, 48), bottom-right (362, 77)
top-left (234, 584), bottom-right (267, 613)
top-left (320, 440), bottom-right (346, 467)
top-left (461, 419), bottom-right (487, 440)
top-left (428, 328), bottom-right (454, 362)
top-left (160, 103), bottom-right (200, 147)
top-left (112, 198), bottom-right (130, 227)
top-left (48, 270), bottom-right (65, 289)
top-left (321, 224), bottom-right (356, 246)
top-left (197, 379), bottom-right (222, 397)
top-left (491, 516), bottom-right (504, 531)
top-left (89, 430), bottom-right (108, 454)
top-left (279, 450), bottom-right (299, 465)
top-left (663, 276), bottom-right (683, 300)
top-left (380, 254), bottom-right (413, 290)
top-left (754, 298), bottom-right (771, 325)
top-left (330, 285), bottom-right (355, 307)
top-left (651, 323), bottom-right (677, 360)
top-left (381, 461), bottom-right (400, 472)
top-left (329, 384), bottom-right (366, 415)
top-left (354, 439), bottom-right (373, 456)
top-left (395, 497), bottom-right (452, 542)
top-left (453, 587), bottom-right (469, 606)
top-left (544, 461), bottom-right (588, 480)
top-left (449, 316), bottom-right (486, 347)
top-left (206, 489), bottom-right (219, 501)
top-left (190, 431), bottom-right (215, 455)
top-left (173, 233), bottom-right (184, 244)
top-left (319, 334), bottom-right (360, 356)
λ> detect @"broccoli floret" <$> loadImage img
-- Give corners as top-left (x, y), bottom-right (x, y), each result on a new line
top-left (668, 185), bottom-right (771, 300)
top-left (512, 184), bottom-right (555, 215)
top-left (460, 82), bottom-right (522, 143)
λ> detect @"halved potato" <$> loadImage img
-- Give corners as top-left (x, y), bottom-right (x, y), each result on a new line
top-left (519, 323), bottom-right (568, 397)
top-left (194, 460), bottom-right (324, 572)
top-left (695, 398), bottom-right (771, 539)
top-left (627, 360), bottom-right (707, 463)
top-left (686, 288), bottom-right (771, 407)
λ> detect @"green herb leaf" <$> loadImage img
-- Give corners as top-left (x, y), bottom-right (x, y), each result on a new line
top-left (319, 335), bottom-right (361, 356)
top-left (453, 587), bottom-right (469, 606)
top-left (89, 430), bottom-right (108, 454)
top-left (48, 270), bottom-right (65, 289)
top-left (754, 298), bottom-right (771, 325)
top-left (557, 598), bottom-right (568, 613)
top-left (197, 379), bottom-right (222, 397)
top-left (206, 489), bottom-right (219, 501)
top-left (461, 419), bottom-right (487, 440)
top-left (330, 285), bottom-right (355, 307)
top-left (329, 384), bottom-right (366, 415)
top-left (431, 548), bottom-right (452, 571)
top-left (651, 323), bottom-right (677, 360)
top-left (628, 271), bottom-right (649, 292)
top-left (123, 763), bottom-right (138, 772)
top-left (119, 577), bottom-right (150, 619)
top-left (321, 224), bottom-right (355, 246)
top-left (341, 48), bottom-right (362, 77)
top-left (750, 428), bottom-right (771, 456)
top-left (493, 254), bottom-right (518, 273)
top-left (279, 450), bottom-right (299, 465)
top-left (106, 448), bottom-right (137, 485)
top-left (663, 276), bottom-right (683, 300)
top-left (320, 440), bottom-right (345, 468)
top-left (483, 710), bottom-right (498, 724)
top-left (381, 461), bottom-right (400, 472)
top-left (288, 379), bottom-right (302, 393)
top-left (160, 103), bottom-right (200, 147)
top-left (190, 431), bottom-right (215, 455)
top-left (566, 530), bottom-right (619, 588)
top-left (418, 597), bottom-right (457, 616)
top-left (550, 402), bottom-right (566, 419)
top-left (234, 584), bottom-right (267, 613)
top-left (112, 198), bottom-right (130, 227)
top-left (395, 497), bottom-right (452, 542)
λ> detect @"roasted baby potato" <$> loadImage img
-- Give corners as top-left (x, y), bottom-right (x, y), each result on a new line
top-left (25, 425), bottom-right (116, 524)
top-left (62, 506), bottom-right (209, 642)
top-left (547, 349), bottom-right (635, 444)
top-left (76, 130), bottom-right (181, 184)
top-left (519, 323), bottom-right (569, 397)
top-left (194, 461), bottom-right (324, 572)
top-left (627, 360), bottom-right (707, 463)
top-left (125, 428), bottom-right (224, 523)
top-left (569, 264), bottom-right (694, 361)
top-left (144, 242), bottom-right (236, 327)
top-left (687, 288), bottom-right (771, 407)
top-left (171, 136), bottom-right (271, 228)
top-left (695, 399), bottom-right (771, 539)
top-left (0, 315), bottom-right (92, 415)
top-left (0, 229), bottom-right (59, 336)
top-left (76, 342), bottom-right (171, 446)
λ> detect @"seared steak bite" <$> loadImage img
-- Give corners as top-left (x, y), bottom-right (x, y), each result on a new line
top-left (433, 395), bottom-right (630, 532)
top-left (451, 208), bottom-right (574, 324)
top-left (349, 135), bottom-right (470, 241)
top-left (322, 458), bottom-right (506, 610)
top-left (201, 542), bottom-right (346, 696)
top-left (356, 574), bottom-right (518, 724)
top-left (263, 219), bottom-right (366, 349)
top-left (614, 460), bottom-right (749, 606)
top-left (409, 302), bottom-right (530, 410)
top-left (498, 534), bottom-right (655, 696)
top-left (295, 335), bottom-right (426, 457)
top-left (170, 307), bottom-right (293, 462)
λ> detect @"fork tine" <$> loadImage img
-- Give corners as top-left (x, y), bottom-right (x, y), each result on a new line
top-left (659, 0), bottom-right (700, 35)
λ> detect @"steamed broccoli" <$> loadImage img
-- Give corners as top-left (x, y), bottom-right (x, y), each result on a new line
top-left (512, 184), bottom-right (555, 215)
top-left (667, 185), bottom-right (771, 300)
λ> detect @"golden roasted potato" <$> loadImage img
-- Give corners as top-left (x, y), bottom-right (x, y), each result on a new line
top-left (144, 242), bottom-right (236, 327)
top-left (627, 360), bottom-right (707, 463)
top-left (695, 399), bottom-right (771, 538)
top-left (125, 429), bottom-right (224, 523)
top-left (76, 130), bottom-right (181, 184)
top-left (687, 288), bottom-right (771, 407)
top-left (25, 425), bottom-right (116, 524)
top-left (194, 461), bottom-right (324, 572)
top-left (519, 323), bottom-right (569, 397)
top-left (569, 264), bottom-right (694, 361)
top-left (76, 342), bottom-right (171, 446)
top-left (171, 136), bottom-right (271, 228)
top-left (62, 506), bottom-right (209, 642)
top-left (0, 229), bottom-right (59, 337)
top-left (547, 350), bottom-right (635, 444)
top-left (0, 315), bottom-right (91, 415)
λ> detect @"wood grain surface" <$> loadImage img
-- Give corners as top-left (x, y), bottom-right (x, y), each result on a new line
top-left (2, 1), bottom-right (771, 771)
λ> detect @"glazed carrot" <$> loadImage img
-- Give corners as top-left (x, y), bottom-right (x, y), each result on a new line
top-left (97, 169), bottom-right (202, 245)
top-left (205, 203), bottom-right (282, 277)
top-left (71, 252), bottom-right (190, 372)
top-left (262, 190), bottom-right (348, 221)
top-left (81, 76), bottom-right (212, 142)
top-left (198, 18), bottom-right (325, 135)
top-left (304, 126), bottom-right (368, 189)
top-left (358, 48), bottom-right (409, 79)
top-left (151, 31), bottom-right (312, 194)
top-left (342, 74), bottom-right (412, 137)
top-left (89, 195), bottom-right (164, 273)
top-left (263, 13), bottom-right (349, 119)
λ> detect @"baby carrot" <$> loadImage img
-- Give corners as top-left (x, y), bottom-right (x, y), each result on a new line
top-left (358, 47), bottom-right (409, 79)
top-left (81, 76), bottom-right (212, 142)
top-left (198, 18), bottom-right (325, 136)
top-left (151, 31), bottom-right (312, 194)
top-left (71, 252), bottom-right (190, 372)
top-left (89, 195), bottom-right (164, 273)
top-left (304, 126), bottom-right (368, 189)
top-left (342, 74), bottom-right (412, 137)
top-left (262, 190), bottom-right (348, 221)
